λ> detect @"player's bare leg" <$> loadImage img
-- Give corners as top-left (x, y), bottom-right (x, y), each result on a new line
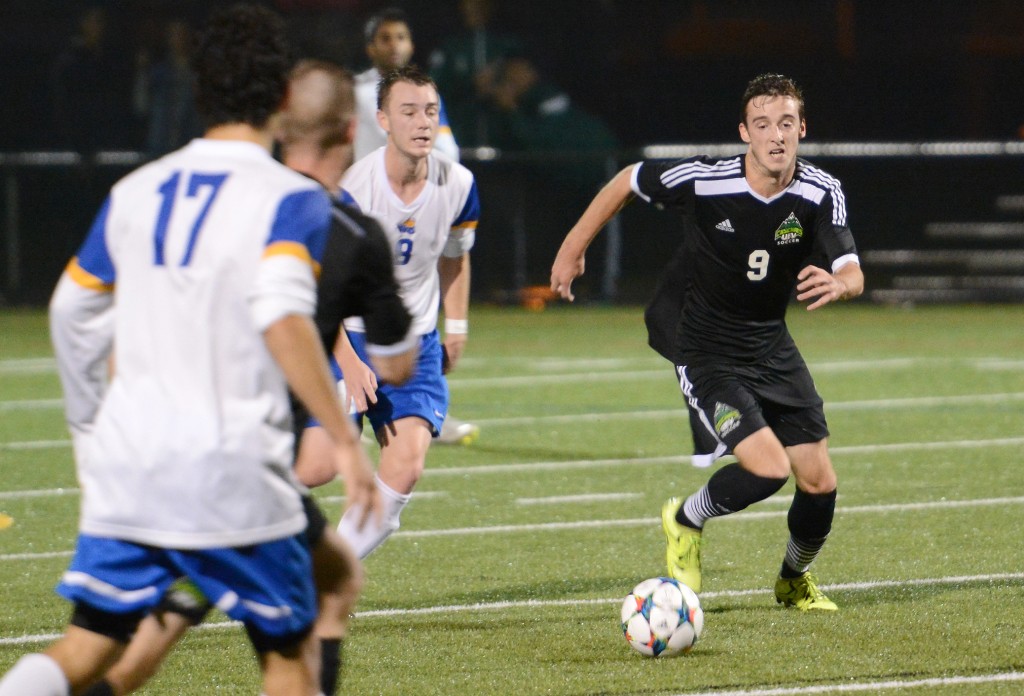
top-left (337, 417), bottom-right (431, 558)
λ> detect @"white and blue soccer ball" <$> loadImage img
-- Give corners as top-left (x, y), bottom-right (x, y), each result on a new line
top-left (620, 577), bottom-right (703, 657)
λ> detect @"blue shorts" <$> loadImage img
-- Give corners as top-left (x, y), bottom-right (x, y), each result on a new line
top-left (57, 534), bottom-right (317, 642)
top-left (339, 330), bottom-right (448, 437)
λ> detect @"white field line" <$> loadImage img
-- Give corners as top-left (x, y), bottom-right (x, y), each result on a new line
top-left (4, 355), bottom-right (1021, 410)
top-left (0, 398), bottom-right (63, 412)
top-left (5, 354), bottom-right (1008, 377)
top-left (4, 495), bottom-right (1022, 563)
top-left (515, 492), bottom-right (642, 505)
top-left (448, 356), bottom-right (1019, 388)
top-left (0, 358), bottom-right (56, 375)
top-left (471, 391), bottom-right (1024, 427)
top-left (3, 435), bottom-right (1024, 497)
top-left (2, 571), bottom-right (1022, 647)
top-left (675, 671), bottom-right (1024, 696)
top-left (5, 393), bottom-right (1024, 452)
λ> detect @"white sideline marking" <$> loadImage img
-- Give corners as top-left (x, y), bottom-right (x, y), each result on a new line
top-left (471, 392), bottom-right (1024, 426)
top-left (6, 495), bottom-right (1020, 562)
top-left (0, 488), bottom-right (77, 500)
top-left (0, 358), bottom-right (55, 375)
top-left (391, 495), bottom-right (1024, 538)
top-left (0, 440), bottom-right (71, 451)
top-left (515, 492), bottom-right (642, 505)
top-left (3, 436), bottom-right (1023, 497)
top-left (675, 672), bottom-right (1024, 696)
top-left (447, 356), bottom-right (1023, 388)
top-left (4, 355), bottom-right (1022, 409)
top-left (3, 571), bottom-right (1022, 647)
top-left (317, 490), bottom-right (448, 505)
top-left (0, 398), bottom-right (63, 412)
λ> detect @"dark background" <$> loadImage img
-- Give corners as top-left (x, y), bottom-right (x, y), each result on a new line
top-left (4, 0), bottom-right (1024, 149)
top-left (2, 0), bottom-right (1023, 306)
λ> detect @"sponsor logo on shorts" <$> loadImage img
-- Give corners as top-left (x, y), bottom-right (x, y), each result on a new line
top-left (714, 402), bottom-right (741, 437)
top-left (774, 212), bottom-right (803, 245)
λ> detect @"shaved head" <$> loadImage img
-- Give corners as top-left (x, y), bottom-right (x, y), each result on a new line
top-left (277, 59), bottom-right (355, 150)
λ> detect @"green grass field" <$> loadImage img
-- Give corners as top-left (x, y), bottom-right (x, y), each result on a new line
top-left (2, 303), bottom-right (1023, 695)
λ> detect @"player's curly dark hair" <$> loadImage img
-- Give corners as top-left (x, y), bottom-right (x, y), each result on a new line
top-left (376, 64), bottom-right (436, 111)
top-left (741, 73), bottom-right (805, 124)
top-left (192, 4), bottom-right (292, 130)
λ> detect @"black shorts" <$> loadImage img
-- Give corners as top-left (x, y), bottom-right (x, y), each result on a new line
top-left (302, 493), bottom-right (328, 548)
top-left (677, 334), bottom-right (828, 453)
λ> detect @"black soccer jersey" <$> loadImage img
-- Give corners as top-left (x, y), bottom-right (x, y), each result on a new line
top-left (315, 198), bottom-right (411, 353)
top-left (635, 155), bottom-right (858, 363)
top-left (292, 196), bottom-right (412, 440)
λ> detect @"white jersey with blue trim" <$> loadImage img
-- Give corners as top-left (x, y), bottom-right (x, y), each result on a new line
top-left (353, 66), bottom-right (460, 162)
top-left (48, 138), bottom-right (333, 549)
top-left (341, 148), bottom-right (479, 337)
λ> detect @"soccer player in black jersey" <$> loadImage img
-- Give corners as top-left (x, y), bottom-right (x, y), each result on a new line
top-left (551, 74), bottom-right (863, 611)
top-left (81, 61), bottom-right (415, 696)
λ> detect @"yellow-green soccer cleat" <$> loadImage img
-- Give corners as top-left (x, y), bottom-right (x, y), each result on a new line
top-left (774, 572), bottom-right (838, 611)
top-left (661, 497), bottom-right (703, 593)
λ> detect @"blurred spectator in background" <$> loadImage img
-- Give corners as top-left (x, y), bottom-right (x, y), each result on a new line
top-left (354, 7), bottom-right (459, 162)
top-left (134, 19), bottom-right (203, 156)
top-left (429, 0), bottom-right (525, 146)
top-left (50, 5), bottom-right (136, 152)
top-left (478, 51), bottom-right (618, 206)
top-left (478, 54), bottom-right (617, 157)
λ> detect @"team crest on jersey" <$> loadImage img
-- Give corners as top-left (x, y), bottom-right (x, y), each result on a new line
top-left (397, 218), bottom-right (416, 235)
top-left (713, 402), bottom-right (741, 437)
top-left (774, 213), bottom-right (803, 245)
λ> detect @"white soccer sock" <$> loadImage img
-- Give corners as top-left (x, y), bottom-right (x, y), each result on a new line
top-left (0, 654), bottom-right (69, 696)
top-left (336, 475), bottom-right (411, 559)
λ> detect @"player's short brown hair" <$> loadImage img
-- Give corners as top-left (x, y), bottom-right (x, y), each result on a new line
top-left (376, 64), bottom-right (436, 111)
top-left (741, 74), bottom-right (805, 125)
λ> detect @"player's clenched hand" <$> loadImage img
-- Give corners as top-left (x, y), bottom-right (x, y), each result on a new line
top-left (796, 265), bottom-right (847, 311)
top-left (550, 248), bottom-right (585, 302)
top-left (334, 440), bottom-right (382, 530)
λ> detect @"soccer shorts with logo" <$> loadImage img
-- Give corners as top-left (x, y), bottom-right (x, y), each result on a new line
top-left (155, 495), bottom-right (328, 627)
top-left (343, 329), bottom-right (449, 437)
top-left (57, 533), bottom-right (317, 649)
top-left (678, 334), bottom-right (828, 453)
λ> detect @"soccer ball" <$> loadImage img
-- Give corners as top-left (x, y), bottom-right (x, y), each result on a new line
top-left (620, 577), bottom-right (703, 657)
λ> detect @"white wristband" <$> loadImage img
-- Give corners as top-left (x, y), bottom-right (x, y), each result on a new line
top-left (445, 318), bottom-right (468, 335)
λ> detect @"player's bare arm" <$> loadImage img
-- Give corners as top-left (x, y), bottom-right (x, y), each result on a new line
top-left (551, 164), bottom-right (636, 301)
top-left (438, 252), bottom-right (470, 371)
top-left (333, 330), bottom-right (379, 412)
top-left (263, 313), bottom-right (382, 529)
top-left (796, 262), bottom-right (864, 311)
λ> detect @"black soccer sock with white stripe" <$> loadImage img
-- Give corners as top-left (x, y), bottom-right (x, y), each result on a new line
top-left (680, 463), bottom-right (789, 529)
top-left (780, 487), bottom-right (837, 578)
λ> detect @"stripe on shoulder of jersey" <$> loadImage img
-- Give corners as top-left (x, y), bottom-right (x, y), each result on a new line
top-left (660, 157), bottom-right (741, 189)
top-left (263, 241), bottom-right (322, 279)
top-left (330, 206), bottom-right (367, 239)
top-left (66, 258), bottom-right (114, 292)
top-left (799, 163), bottom-right (847, 225)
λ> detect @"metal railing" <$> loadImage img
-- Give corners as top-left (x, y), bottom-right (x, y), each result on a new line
top-left (4, 142), bottom-right (1024, 305)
